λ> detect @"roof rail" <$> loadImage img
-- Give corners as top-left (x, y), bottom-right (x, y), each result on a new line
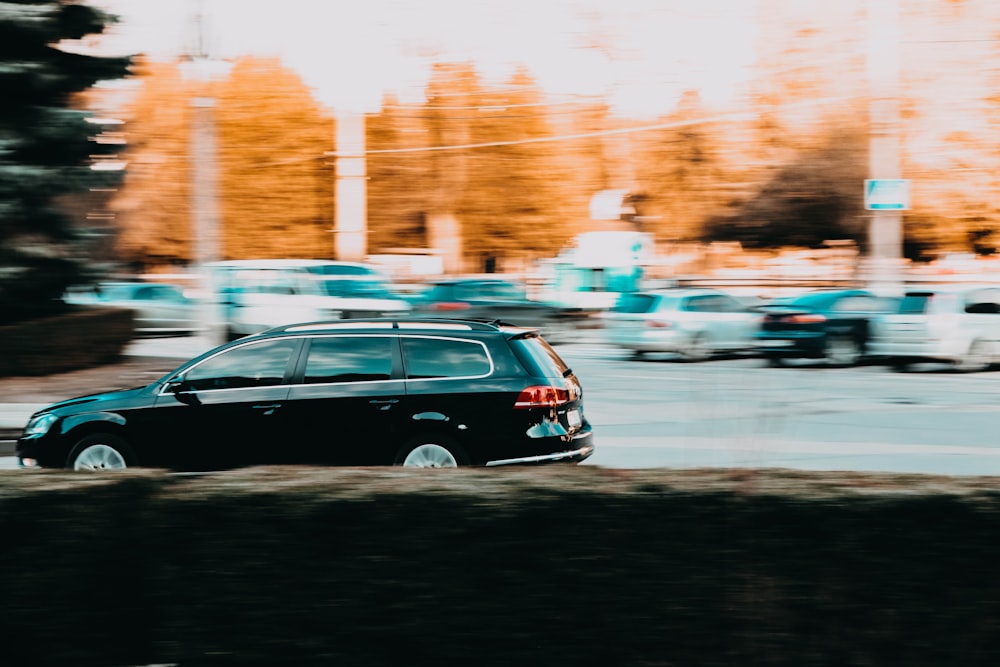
top-left (260, 317), bottom-right (525, 335)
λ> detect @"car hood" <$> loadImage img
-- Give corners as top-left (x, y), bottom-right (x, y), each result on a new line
top-left (39, 385), bottom-right (153, 416)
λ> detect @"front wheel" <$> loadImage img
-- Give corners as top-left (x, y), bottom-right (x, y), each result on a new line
top-left (67, 433), bottom-right (135, 471)
top-left (680, 333), bottom-right (710, 362)
top-left (394, 436), bottom-right (469, 468)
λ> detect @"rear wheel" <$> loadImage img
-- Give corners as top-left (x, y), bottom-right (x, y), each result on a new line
top-left (67, 433), bottom-right (135, 471)
top-left (395, 436), bottom-right (469, 468)
top-left (825, 335), bottom-right (862, 367)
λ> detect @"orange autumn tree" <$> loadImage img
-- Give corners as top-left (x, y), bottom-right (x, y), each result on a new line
top-left (113, 57), bottom-right (335, 270)
top-left (215, 58), bottom-right (334, 259)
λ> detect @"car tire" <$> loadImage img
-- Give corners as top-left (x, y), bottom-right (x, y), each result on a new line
top-left (680, 333), bottom-right (710, 362)
top-left (67, 433), bottom-right (136, 471)
top-left (890, 359), bottom-right (911, 373)
top-left (395, 435), bottom-right (470, 468)
top-left (825, 335), bottom-right (862, 367)
top-left (765, 355), bottom-right (784, 368)
top-left (955, 339), bottom-right (990, 373)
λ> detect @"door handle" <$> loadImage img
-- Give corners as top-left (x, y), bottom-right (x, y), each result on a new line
top-left (252, 403), bottom-right (282, 415)
top-left (369, 399), bottom-right (399, 411)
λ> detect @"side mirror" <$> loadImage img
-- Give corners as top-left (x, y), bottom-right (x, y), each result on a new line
top-left (165, 376), bottom-right (201, 405)
top-left (164, 375), bottom-right (187, 393)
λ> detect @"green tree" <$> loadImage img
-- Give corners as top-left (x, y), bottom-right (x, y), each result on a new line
top-left (0, 0), bottom-right (131, 323)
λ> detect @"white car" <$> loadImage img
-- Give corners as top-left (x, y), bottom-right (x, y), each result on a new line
top-left (603, 288), bottom-right (763, 361)
top-left (869, 284), bottom-right (1000, 372)
top-left (209, 259), bottom-right (411, 339)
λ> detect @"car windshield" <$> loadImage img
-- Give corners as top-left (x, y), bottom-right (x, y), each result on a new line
top-left (317, 278), bottom-right (395, 299)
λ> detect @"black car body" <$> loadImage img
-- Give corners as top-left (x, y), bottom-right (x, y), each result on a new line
top-left (17, 319), bottom-right (594, 471)
top-left (409, 278), bottom-right (594, 344)
top-left (754, 289), bottom-right (894, 366)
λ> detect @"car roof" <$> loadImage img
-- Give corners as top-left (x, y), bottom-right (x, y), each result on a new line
top-left (208, 259), bottom-right (373, 270)
top-left (645, 287), bottom-right (734, 297)
top-left (253, 317), bottom-right (538, 337)
top-left (428, 277), bottom-right (522, 285)
top-left (904, 283), bottom-right (1000, 294)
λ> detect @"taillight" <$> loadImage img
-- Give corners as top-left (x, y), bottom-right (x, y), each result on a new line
top-left (645, 319), bottom-right (673, 328)
top-left (430, 302), bottom-right (471, 311)
top-left (514, 385), bottom-right (570, 409)
top-left (785, 314), bottom-right (826, 324)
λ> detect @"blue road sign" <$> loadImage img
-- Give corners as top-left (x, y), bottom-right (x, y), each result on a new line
top-left (865, 179), bottom-right (910, 210)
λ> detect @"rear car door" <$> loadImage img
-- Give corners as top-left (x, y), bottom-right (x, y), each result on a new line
top-left (280, 334), bottom-right (404, 465)
top-left (399, 335), bottom-right (499, 464)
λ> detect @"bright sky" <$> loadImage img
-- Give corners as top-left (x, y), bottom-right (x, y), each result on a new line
top-left (93, 0), bottom-right (758, 117)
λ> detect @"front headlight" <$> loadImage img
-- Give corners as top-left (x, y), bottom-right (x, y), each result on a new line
top-left (23, 413), bottom-right (58, 437)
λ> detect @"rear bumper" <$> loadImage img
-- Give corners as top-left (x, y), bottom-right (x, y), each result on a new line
top-left (485, 430), bottom-right (594, 466)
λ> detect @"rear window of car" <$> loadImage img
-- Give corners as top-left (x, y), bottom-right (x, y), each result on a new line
top-left (898, 293), bottom-right (932, 314)
top-left (401, 337), bottom-right (492, 379)
top-left (508, 334), bottom-right (570, 379)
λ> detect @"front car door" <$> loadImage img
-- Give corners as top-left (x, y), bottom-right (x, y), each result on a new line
top-left (149, 338), bottom-right (302, 470)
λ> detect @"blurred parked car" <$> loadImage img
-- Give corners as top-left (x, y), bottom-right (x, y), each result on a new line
top-left (603, 287), bottom-right (762, 361)
top-left (64, 281), bottom-right (199, 336)
top-left (755, 288), bottom-right (894, 367)
top-left (209, 259), bottom-right (411, 340)
top-left (869, 284), bottom-right (1000, 372)
top-left (409, 277), bottom-right (593, 344)
top-left (17, 318), bottom-right (594, 471)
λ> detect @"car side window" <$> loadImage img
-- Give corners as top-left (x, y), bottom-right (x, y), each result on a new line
top-left (401, 337), bottom-right (491, 379)
top-left (184, 339), bottom-right (298, 391)
top-left (685, 295), bottom-right (722, 312)
top-left (964, 290), bottom-right (1000, 314)
top-left (303, 336), bottom-right (393, 384)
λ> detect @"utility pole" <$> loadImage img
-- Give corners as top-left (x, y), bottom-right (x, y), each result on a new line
top-left (866, 0), bottom-right (905, 295)
top-left (334, 110), bottom-right (367, 261)
top-left (181, 3), bottom-right (229, 346)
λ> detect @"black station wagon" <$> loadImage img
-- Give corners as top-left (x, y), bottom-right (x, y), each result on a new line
top-left (17, 319), bottom-right (595, 471)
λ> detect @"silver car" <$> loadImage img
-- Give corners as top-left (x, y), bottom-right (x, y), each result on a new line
top-left (603, 288), bottom-right (763, 361)
top-left (869, 284), bottom-right (1000, 372)
top-left (65, 281), bottom-right (200, 336)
